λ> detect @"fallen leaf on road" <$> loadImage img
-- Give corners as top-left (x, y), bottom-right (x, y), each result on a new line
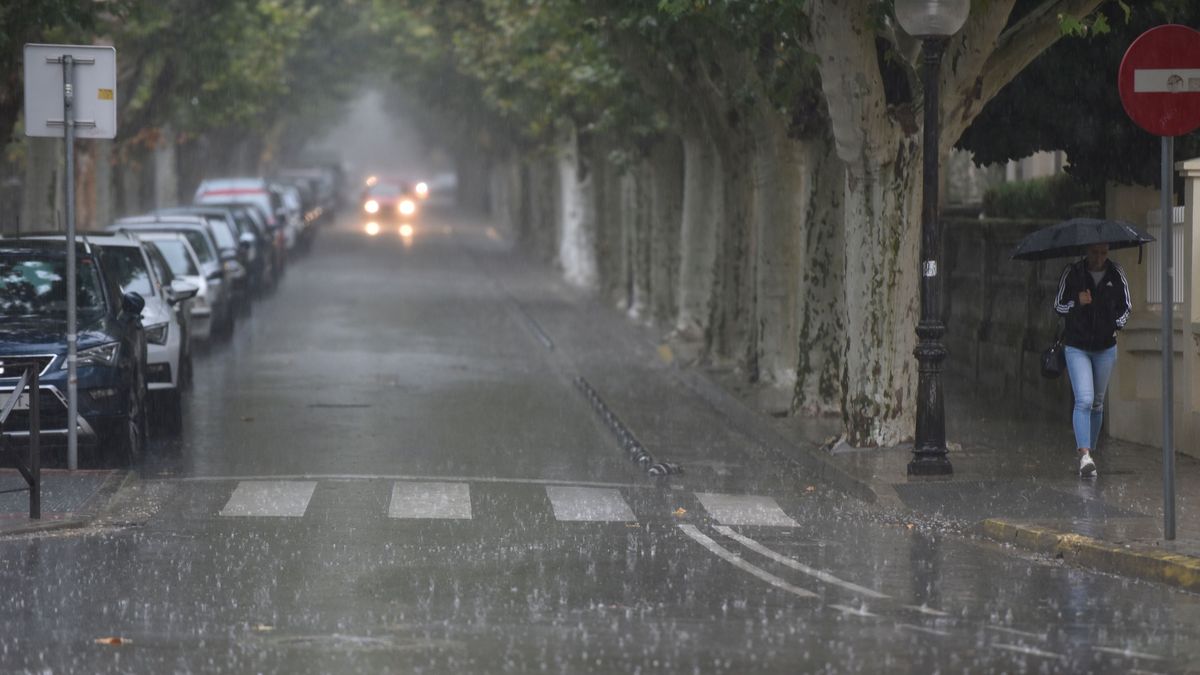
top-left (252, 624), bottom-right (274, 632)
top-left (672, 508), bottom-right (687, 517)
top-left (94, 637), bottom-right (130, 646)
top-left (905, 523), bottom-right (915, 530)
top-left (804, 485), bottom-right (816, 493)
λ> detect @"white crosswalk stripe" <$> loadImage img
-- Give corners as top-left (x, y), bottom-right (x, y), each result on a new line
top-left (695, 492), bottom-right (798, 527)
top-left (544, 486), bottom-right (636, 522)
top-left (389, 481), bottom-right (473, 519)
top-left (219, 481), bottom-right (317, 517)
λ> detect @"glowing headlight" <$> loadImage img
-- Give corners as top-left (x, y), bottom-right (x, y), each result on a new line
top-left (68, 342), bottom-right (120, 369)
top-left (365, 222), bottom-right (381, 236)
top-left (399, 199), bottom-right (416, 216)
top-left (399, 224), bottom-right (414, 237)
top-left (364, 199), bottom-right (380, 214)
top-left (415, 182), bottom-right (429, 198)
top-left (145, 322), bottom-right (169, 345)
top-left (366, 175), bottom-right (378, 186)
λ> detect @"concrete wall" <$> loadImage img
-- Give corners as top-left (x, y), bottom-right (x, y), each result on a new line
top-left (941, 217), bottom-right (1074, 423)
top-left (1105, 174), bottom-right (1200, 455)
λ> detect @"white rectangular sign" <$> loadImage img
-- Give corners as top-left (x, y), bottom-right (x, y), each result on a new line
top-left (1133, 68), bottom-right (1200, 93)
top-left (23, 44), bottom-right (117, 139)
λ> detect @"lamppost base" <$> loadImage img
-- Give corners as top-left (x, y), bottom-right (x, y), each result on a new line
top-left (907, 452), bottom-right (953, 476)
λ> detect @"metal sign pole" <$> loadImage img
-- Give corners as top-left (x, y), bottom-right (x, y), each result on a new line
top-left (1161, 134), bottom-right (1176, 541)
top-left (62, 54), bottom-right (78, 471)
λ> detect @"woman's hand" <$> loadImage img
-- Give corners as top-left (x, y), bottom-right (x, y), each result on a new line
top-left (1078, 289), bottom-right (1092, 305)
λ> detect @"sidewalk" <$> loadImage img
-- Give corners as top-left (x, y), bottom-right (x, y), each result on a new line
top-left (759, 380), bottom-right (1200, 593)
top-left (0, 469), bottom-right (124, 536)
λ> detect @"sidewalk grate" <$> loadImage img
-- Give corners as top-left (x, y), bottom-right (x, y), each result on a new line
top-left (0, 473), bottom-right (109, 516)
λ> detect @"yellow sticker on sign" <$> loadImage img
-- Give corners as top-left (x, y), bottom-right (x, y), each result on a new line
top-left (97, 88), bottom-right (114, 101)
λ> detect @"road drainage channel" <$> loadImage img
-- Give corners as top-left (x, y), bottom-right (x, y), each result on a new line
top-left (573, 376), bottom-right (682, 478)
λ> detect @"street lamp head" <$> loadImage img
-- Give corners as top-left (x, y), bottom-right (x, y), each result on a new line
top-left (895, 0), bottom-right (970, 38)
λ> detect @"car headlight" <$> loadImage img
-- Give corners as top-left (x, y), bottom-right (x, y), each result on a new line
top-left (399, 199), bottom-right (416, 216)
top-left (223, 259), bottom-right (244, 276)
top-left (145, 322), bottom-right (169, 345)
top-left (69, 342), bottom-right (120, 369)
top-left (364, 199), bottom-right (380, 214)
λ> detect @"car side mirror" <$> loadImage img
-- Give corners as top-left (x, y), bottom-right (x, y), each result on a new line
top-left (121, 292), bottom-right (145, 317)
top-left (167, 280), bottom-right (199, 304)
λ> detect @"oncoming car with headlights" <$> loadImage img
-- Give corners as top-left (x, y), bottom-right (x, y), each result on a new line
top-left (361, 180), bottom-right (418, 221)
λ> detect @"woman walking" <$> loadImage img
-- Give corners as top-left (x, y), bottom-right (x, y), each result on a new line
top-left (1054, 243), bottom-right (1131, 477)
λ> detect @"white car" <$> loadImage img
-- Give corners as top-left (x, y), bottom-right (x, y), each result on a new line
top-left (135, 232), bottom-right (213, 341)
top-left (87, 234), bottom-right (196, 435)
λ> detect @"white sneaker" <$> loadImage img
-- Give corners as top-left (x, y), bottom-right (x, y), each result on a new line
top-left (1079, 452), bottom-right (1097, 478)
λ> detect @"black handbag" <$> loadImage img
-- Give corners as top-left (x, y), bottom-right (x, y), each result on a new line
top-left (1040, 331), bottom-right (1066, 379)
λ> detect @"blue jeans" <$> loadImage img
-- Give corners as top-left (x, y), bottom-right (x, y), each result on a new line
top-left (1064, 345), bottom-right (1117, 451)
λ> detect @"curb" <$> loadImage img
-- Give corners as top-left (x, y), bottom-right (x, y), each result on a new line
top-left (981, 518), bottom-right (1200, 593)
top-left (669, 366), bottom-right (884, 504)
top-left (0, 470), bottom-right (130, 538)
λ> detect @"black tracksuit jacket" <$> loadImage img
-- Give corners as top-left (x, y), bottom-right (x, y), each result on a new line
top-left (1053, 258), bottom-right (1132, 351)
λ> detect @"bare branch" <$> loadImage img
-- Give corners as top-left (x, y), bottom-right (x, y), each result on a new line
top-left (943, 0), bottom-right (1105, 146)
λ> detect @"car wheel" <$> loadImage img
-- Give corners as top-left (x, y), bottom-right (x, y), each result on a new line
top-left (110, 385), bottom-right (146, 467)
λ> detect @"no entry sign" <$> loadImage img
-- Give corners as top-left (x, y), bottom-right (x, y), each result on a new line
top-left (1118, 24), bottom-right (1200, 137)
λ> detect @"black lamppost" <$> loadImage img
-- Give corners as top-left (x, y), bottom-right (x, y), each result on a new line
top-left (897, 0), bottom-right (970, 476)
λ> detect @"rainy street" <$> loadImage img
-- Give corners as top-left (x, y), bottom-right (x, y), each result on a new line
top-left (0, 210), bottom-right (1195, 674)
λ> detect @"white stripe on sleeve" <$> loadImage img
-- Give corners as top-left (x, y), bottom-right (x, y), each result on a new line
top-left (1114, 263), bottom-right (1132, 328)
top-left (1054, 265), bottom-right (1075, 315)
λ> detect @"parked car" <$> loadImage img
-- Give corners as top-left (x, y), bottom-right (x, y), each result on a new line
top-left (196, 202), bottom-right (276, 292)
top-left (155, 206), bottom-right (252, 307)
top-left (194, 178), bottom-right (289, 280)
top-left (0, 238), bottom-right (149, 465)
top-left (133, 233), bottom-right (214, 342)
top-left (69, 233), bottom-right (197, 435)
top-left (108, 215), bottom-right (234, 336)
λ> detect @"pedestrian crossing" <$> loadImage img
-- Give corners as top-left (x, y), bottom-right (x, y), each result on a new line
top-left (214, 479), bottom-right (798, 526)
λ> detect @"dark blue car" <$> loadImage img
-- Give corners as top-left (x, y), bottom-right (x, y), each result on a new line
top-left (0, 239), bottom-right (148, 466)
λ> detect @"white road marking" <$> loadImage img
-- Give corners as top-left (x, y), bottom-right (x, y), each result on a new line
top-left (990, 643), bottom-right (1064, 660)
top-left (389, 481), bottom-right (472, 519)
top-left (545, 486), bottom-right (635, 522)
top-left (896, 623), bottom-right (950, 637)
top-left (715, 525), bottom-right (889, 598)
top-left (1094, 646), bottom-right (1165, 661)
top-left (677, 524), bottom-right (818, 599)
top-left (695, 492), bottom-right (798, 527)
top-left (220, 481), bottom-right (316, 517)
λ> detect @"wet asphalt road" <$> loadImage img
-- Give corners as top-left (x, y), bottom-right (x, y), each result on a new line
top-left (1, 210), bottom-right (1199, 674)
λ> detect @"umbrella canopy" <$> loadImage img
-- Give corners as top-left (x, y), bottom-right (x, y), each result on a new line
top-left (1010, 218), bottom-right (1155, 261)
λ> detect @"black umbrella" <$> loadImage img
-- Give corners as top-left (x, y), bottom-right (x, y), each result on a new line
top-left (1010, 217), bottom-right (1155, 261)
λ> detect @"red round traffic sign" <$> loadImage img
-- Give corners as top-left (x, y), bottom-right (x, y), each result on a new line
top-left (1118, 24), bottom-right (1200, 137)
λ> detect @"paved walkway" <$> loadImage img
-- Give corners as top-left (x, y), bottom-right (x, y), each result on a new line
top-left (757, 379), bottom-right (1200, 591)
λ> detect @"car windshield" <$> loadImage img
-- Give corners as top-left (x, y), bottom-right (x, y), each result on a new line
top-left (102, 246), bottom-right (156, 297)
top-left (150, 239), bottom-right (199, 276)
top-left (0, 253), bottom-right (105, 317)
top-left (177, 231), bottom-right (216, 264)
top-left (204, 217), bottom-right (237, 249)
